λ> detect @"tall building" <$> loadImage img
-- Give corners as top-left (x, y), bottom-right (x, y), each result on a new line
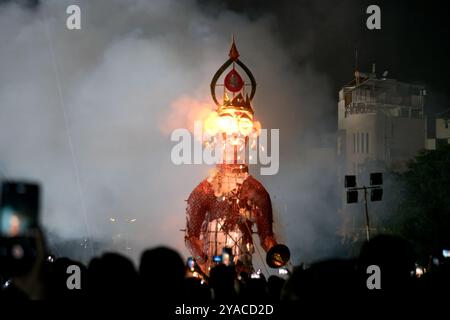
top-left (337, 67), bottom-right (426, 241)
top-left (426, 110), bottom-right (450, 149)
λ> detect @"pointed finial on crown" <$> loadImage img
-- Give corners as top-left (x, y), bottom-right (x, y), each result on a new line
top-left (229, 35), bottom-right (240, 61)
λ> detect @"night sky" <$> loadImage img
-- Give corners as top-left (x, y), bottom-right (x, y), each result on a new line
top-left (201, 0), bottom-right (450, 117)
top-left (5, 0), bottom-right (449, 116)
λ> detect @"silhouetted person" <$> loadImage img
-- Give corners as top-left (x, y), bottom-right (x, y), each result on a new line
top-left (139, 246), bottom-right (185, 302)
top-left (209, 264), bottom-right (237, 301)
top-left (267, 275), bottom-right (285, 301)
top-left (88, 252), bottom-right (138, 299)
top-left (241, 276), bottom-right (270, 302)
top-left (281, 259), bottom-right (359, 300)
top-left (46, 257), bottom-right (87, 299)
top-left (358, 234), bottom-right (416, 292)
top-left (182, 277), bottom-right (211, 302)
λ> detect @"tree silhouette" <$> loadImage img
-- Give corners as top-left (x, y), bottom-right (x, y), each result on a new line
top-left (387, 144), bottom-right (450, 260)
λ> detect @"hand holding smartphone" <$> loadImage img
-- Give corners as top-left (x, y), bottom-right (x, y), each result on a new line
top-left (0, 181), bottom-right (40, 276)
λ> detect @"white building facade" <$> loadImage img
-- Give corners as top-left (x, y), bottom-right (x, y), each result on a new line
top-left (426, 111), bottom-right (450, 149)
top-left (337, 70), bottom-right (427, 241)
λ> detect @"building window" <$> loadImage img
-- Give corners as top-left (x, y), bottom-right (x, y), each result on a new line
top-left (366, 132), bottom-right (369, 153)
top-left (361, 132), bottom-right (365, 154)
top-left (356, 132), bottom-right (359, 153)
top-left (353, 133), bottom-right (356, 153)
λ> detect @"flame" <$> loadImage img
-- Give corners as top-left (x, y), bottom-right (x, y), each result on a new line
top-left (204, 111), bottom-right (220, 135)
top-left (162, 96), bottom-right (212, 134)
top-left (203, 107), bottom-right (261, 138)
top-left (164, 96), bottom-right (262, 152)
top-left (239, 117), bottom-right (253, 136)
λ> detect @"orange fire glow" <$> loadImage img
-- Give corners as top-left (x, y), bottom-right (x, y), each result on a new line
top-left (203, 108), bottom-right (261, 138)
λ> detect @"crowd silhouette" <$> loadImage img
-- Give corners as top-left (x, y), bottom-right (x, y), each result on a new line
top-left (1, 233), bottom-right (450, 304)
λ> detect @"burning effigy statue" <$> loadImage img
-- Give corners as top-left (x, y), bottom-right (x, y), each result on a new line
top-left (185, 39), bottom-right (289, 276)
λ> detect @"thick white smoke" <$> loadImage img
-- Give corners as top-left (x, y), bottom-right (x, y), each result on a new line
top-left (0, 0), bottom-right (340, 268)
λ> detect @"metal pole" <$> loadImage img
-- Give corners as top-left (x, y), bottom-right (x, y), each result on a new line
top-left (363, 186), bottom-right (371, 241)
top-left (214, 220), bottom-right (218, 257)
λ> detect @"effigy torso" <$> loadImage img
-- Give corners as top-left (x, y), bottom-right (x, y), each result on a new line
top-left (185, 165), bottom-right (276, 273)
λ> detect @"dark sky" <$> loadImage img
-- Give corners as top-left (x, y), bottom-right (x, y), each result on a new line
top-left (5, 0), bottom-right (449, 116)
top-left (6, 0), bottom-right (449, 115)
top-left (200, 0), bottom-right (450, 116)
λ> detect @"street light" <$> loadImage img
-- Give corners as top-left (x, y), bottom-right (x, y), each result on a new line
top-left (344, 173), bottom-right (383, 241)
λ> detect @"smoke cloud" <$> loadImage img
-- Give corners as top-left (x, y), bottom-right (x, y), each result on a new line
top-left (0, 0), bottom-right (342, 270)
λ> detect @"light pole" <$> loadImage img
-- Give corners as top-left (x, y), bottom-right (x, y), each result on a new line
top-left (344, 173), bottom-right (383, 241)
